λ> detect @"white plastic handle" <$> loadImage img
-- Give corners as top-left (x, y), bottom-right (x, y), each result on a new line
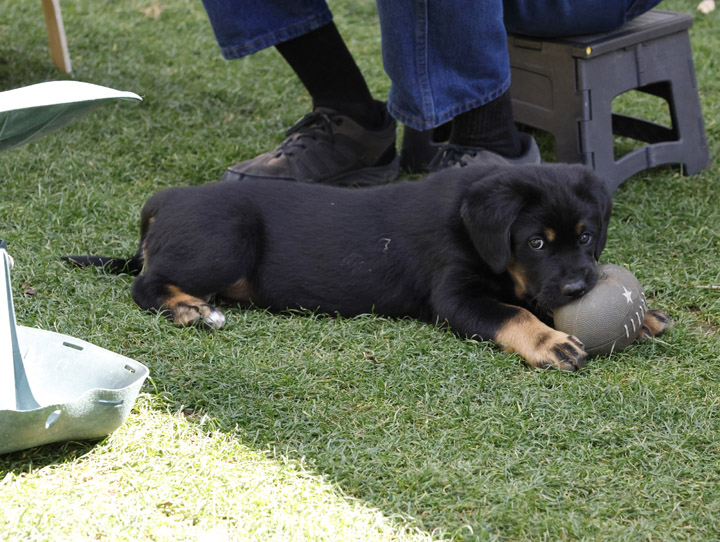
top-left (0, 244), bottom-right (19, 409)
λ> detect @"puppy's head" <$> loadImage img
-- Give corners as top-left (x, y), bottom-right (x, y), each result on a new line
top-left (461, 164), bottom-right (612, 313)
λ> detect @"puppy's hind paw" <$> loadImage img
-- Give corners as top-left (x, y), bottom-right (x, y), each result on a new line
top-left (172, 303), bottom-right (226, 330)
top-left (202, 307), bottom-right (226, 330)
top-left (637, 309), bottom-right (673, 341)
top-left (162, 289), bottom-right (226, 330)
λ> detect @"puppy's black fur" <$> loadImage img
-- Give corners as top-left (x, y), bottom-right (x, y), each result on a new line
top-left (68, 164), bottom-right (616, 369)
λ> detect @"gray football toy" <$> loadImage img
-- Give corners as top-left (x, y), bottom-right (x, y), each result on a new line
top-left (554, 264), bottom-right (647, 356)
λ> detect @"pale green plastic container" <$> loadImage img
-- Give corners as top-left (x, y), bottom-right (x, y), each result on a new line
top-left (1, 82), bottom-right (147, 454)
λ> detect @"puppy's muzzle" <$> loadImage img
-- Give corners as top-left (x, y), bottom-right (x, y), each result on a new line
top-left (561, 280), bottom-right (588, 299)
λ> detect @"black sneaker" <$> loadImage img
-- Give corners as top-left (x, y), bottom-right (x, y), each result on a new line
top-left (428, 132), bottom-right (541, 170)
top-left (221, 104), bottom-right (399, 186)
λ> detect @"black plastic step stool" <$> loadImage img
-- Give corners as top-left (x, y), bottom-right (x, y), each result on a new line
top-left (508, 9), bottom-right (710, 191)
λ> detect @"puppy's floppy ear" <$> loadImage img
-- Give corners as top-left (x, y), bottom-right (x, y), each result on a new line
top-left (575, 167), bottom-right (613, 261)
top-left (460, 170), bottom-right (538, 274)
top-left (594, 189), bottom-right (612, 261)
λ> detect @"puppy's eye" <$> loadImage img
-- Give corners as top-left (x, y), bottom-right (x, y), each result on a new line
top-left (528, 237), bottom-right (545, 250)
top-left (579, 232), bottom-right (593, 245)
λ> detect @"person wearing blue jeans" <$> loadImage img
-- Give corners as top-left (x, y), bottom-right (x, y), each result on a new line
top-left (201, 0), bottom-right (662, 185)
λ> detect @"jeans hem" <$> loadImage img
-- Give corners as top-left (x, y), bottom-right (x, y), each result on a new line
top-left (219, 10), bottom-right (333, 60)
top-left (388, 77), bottom-right (511, 131)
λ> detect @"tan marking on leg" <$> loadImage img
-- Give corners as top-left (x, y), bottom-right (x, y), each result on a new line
top-left (544, 228), bottom-right (556, 242)
top-left (495, 307), bottom-right (586, 371)
top-left (219, 278), bottom-right (254, 302)
top-left (638, 308), bottom-right (673, 340)
top-left (164, 285), bottom-right (225, 329)
top-left (506, 256), bottom-right (529, 299)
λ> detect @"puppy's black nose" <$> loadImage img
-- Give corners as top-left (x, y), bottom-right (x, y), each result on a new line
top-left (562, 280), bottom-right (587, 299)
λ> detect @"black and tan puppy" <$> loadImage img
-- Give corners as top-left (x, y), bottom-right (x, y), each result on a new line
top-left (66, 163), bottom-right (670, 370)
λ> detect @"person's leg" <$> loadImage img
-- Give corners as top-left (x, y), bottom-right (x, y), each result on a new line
top-left (376, 0), bottom-right (537, 168)
top-left (376, 0), bottom-right (510, 132)
top-left (201, 0), bottom-right (399, 184)
top-left (448, 91), bottom-right (522, 158)
top-left (275, 23), bottom-right (385, 130)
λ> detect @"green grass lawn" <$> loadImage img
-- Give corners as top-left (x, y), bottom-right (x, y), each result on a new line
top-left (1, 0), bottom-right (719, 540)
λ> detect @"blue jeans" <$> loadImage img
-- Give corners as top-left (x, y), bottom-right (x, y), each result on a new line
top-left (201, 0), bottom-right (662, 130)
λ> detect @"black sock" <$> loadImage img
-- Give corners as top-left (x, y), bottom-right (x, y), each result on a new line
top-left (449, 91), bottom-right (522, 157)
top-left (275, 23), bottom-right (385, 130)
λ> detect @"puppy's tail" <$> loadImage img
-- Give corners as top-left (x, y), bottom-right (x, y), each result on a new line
top-left (63, 252), bottom-right (143, 275)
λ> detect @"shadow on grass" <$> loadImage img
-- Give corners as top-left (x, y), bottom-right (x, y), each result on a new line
top-left (117, 307), bottom-right (597, 538)
top-left (0, 53), bottom-right (60, 92)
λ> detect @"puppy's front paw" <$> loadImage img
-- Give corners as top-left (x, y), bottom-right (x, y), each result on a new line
top-left (637, 308), bottom-right (673, 341)
top-left (529, 332), bottom-right (587, 371)
top-left (495, 308), bottom-right (587, 371)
